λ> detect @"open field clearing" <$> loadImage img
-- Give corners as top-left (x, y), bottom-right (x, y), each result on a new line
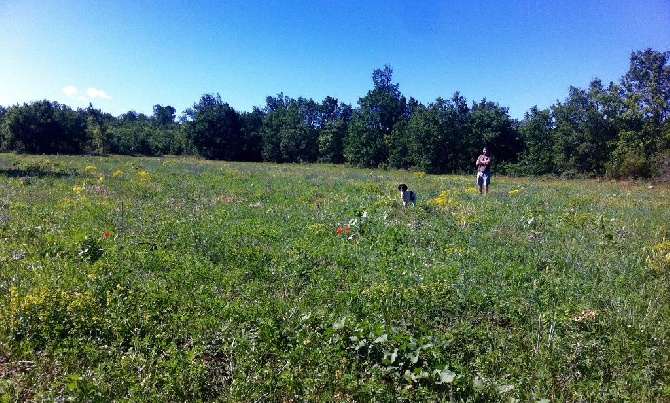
top-left (1, 154), bottom-right (669, 401)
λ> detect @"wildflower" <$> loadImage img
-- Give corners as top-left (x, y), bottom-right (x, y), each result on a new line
top-left (337, 227), bottom-right (343, 234)
top-left (344, 226), bottom-right (350, 231)
top-left (573, 309), bottom-right (597, 322)
top-left (137, 171), bottom-right (151, 181)
top-left (112, 169), bottom-right (123, 178)
top-left (72, 185), bottom-right (84, 193)
top-left (509, 189), bottom-right (520, 196)
top-left (427, 190), bottom-right (460, 209)
top-left (85, 165), bottom-right (96, 172)
top-left (103, 231), bottom-right (110, 237)
top-left (645, 240), bottom-right (670, 273)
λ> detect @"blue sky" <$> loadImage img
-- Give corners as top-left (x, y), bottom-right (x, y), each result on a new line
top-left (1, 0), bottom-right (669, 120)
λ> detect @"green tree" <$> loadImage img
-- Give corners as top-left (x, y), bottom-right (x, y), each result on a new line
top-left (149, 105), bottom-right (184, 156)
top-left (183, 94), bottom-right (242, 160)
top-left (551, 83), bottom-right (619, 177)
top-left (623, 48), bottom-right (670, 125)
top-left (517, 106), bottom-right (555, 175)
top-left (1, 100), bottom-right (86, 154)
top-left (316, 97), bottom-right (352, 164)
top-left (260, 95), bottom-right (318, 163)
top-left (85, 104), bottom-right (114, 155)
top-left (406, 94), bottom-right (470, 174)
top-left (152, 104), bottom-right (176, 126)
top-left (108, 111), bottom-right (153, 155)
top-left (0, 105), bottom-right (6, 150)
top-left (552, 87), bottom-right (596, 176)
top-left (239, 107), bottom-right (265, 162)
top-left (609, 48), bottom-right (670, 178)
top-left (345, 65), bottom-right (407, 167)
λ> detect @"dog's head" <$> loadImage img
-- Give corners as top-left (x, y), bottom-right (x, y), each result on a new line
top-left (398, 184), bottom-right (408, 192)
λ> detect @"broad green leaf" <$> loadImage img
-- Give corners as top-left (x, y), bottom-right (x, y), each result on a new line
top-left (497, 384), bottom-right (514, 393)
top-left (473, 378), bottom-right (486, 391)
top-left (434, 368), bottom-right (456, 384)
top-left (373, 333), bottom-right (388, 343)
top-left (332, 317), bottom-right (346, 330)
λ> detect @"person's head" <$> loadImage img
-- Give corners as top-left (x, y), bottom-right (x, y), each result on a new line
top-left (482, 147), bottom-right (488, 155)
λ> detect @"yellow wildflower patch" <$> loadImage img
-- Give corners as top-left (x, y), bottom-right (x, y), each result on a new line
top-left (3, 285), bottom-right (97, 328)
top-left (427, 190), bottom-right (461, 209)
top-left (361, 280), bottom-right (451, 302)
top-left (645, 240), bottom-right (670, 273)
top-left (137, 171), bottom-right (151, 182)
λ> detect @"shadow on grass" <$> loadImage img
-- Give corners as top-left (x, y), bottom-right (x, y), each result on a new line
top-left (0, 167), bottom-right (77, 179)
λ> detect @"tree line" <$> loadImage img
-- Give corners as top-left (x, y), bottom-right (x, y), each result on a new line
top-left (1, 48), bottom-right (668, 179)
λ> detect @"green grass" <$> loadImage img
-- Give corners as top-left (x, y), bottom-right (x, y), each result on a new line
top-left (1, 153), bottom-right (668, 401)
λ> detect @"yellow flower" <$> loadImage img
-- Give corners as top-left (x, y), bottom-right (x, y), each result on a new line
top-left (73, 185), bottom-right (84, 193)
top-left (427, 190), bottom-right (460, 209)
top-left (509, 189), bottom-right (520, 196)
top-left (84, 165), bottom-right (97, 172)
top-left (112, 169), bottom-right (123, 177)
top-left (646, 240), bottom-right (670, 273)
top-left (137, 171), bottom-right (151, 181)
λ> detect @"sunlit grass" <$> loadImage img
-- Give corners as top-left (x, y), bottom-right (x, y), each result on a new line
top-left (0, 153), bottom-right (668, 401)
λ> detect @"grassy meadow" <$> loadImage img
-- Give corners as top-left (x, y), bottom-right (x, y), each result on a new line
top-left (0, 153), bottom-right (669, 402)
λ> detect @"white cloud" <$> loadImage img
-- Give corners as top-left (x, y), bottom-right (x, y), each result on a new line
top-left (62, 85), bottom-right (112, 102)
top-left (62, 85), bottom-right (79, 97)
top-left (87, 87), bottom-right (111, 99)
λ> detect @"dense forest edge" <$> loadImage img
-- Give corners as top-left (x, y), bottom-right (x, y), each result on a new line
top-left (1, 48), bottom-right (668, 180)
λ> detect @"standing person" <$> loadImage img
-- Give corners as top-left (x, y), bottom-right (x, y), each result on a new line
top-left (475, 147), bottom-right (491, 195)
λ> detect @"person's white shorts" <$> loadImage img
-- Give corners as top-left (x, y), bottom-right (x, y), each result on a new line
top-left (477, 172), bottom-right (490, 185)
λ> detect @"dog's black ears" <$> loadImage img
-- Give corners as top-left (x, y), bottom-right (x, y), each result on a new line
top-left (398, 184), bottom-right (407, 191)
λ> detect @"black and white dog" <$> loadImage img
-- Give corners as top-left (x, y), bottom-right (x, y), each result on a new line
top-left (398, 184), bottom-right (416, 206)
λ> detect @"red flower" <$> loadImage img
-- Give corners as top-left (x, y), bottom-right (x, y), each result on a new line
top-left (336, 227), bottom-right (343, 234)
top-left (344, 226), bottom-right (350, 231)
top-left (103, 231), bottom-right (110, 237)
